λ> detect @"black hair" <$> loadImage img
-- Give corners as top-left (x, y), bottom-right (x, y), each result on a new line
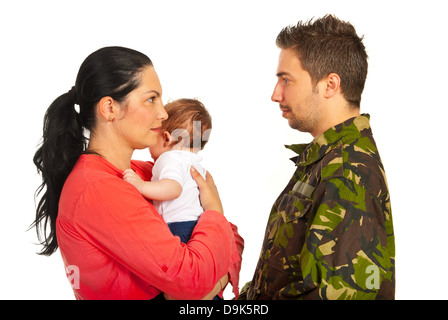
top-left (32, 46), bottom-right (153, 255)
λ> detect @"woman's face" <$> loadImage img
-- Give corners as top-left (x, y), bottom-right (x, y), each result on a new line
top-left (115, 66), bottom-right (168, 150)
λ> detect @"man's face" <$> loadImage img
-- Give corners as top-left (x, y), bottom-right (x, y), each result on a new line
top-left (271, 48), bottom-right (322, 135)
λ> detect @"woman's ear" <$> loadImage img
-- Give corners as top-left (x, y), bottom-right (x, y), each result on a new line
top-left (98, 96), bottom-right (116, 122)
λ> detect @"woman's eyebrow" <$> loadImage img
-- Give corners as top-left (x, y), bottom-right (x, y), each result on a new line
top-left (144, 90), bottom-right (160, 96)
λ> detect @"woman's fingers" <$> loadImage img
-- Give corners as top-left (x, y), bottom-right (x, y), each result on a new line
top-left (190, 166), bottom-right (206, 186)
top-left (190, 166), bottom-right (223, 214)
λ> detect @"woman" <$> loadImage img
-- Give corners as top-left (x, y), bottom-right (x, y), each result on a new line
top-left (32, 46), bottom-right (243, 300)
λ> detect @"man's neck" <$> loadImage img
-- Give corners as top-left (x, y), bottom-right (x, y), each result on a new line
top-left (310, 107), bottom-right (360, 138)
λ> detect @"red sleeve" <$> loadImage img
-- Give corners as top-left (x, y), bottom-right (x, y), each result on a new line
top-left (69, 175), bottom-right (236, 300)
top-left (226, 223), bottom-right (244, 299)
top-left (132, 159), bottom-right (245, 299)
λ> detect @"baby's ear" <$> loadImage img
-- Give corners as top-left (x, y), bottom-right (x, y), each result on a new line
top-left (163, 130), bottom-right (170, 140)
top-left (163, 130), bottom-right (172, 147)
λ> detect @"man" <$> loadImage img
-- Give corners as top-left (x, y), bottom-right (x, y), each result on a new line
top-left (239, 15), bottom-right (395, 300)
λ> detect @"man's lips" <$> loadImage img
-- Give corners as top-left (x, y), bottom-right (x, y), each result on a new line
top-left (280, 106), bottom-right (291, 117)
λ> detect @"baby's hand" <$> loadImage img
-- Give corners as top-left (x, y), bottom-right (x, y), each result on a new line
top-left (123, 169), bottom-right (144, 193)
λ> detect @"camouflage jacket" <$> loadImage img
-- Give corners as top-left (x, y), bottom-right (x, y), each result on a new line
top-left (239, 114), bottom-right (395, 300)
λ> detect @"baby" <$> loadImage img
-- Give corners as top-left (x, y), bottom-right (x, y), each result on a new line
top-left (123, 98), bottom-right (212, 243)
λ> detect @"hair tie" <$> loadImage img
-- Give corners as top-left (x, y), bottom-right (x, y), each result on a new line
top-left (68, 86), bottom-right (79, 105)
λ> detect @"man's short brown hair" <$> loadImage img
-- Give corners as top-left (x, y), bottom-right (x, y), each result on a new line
top-left (276, 14), bottom-right (368, 107)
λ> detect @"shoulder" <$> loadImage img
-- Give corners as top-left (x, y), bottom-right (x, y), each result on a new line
top-left (67, 154), bottom-right (153, 186)
top-left (131, 159), bottom-right (154, 181)
top-left (158, 150), bottom-right (199, 162)
top-left (154, 151), bottom-right (201, 171)
top-left (152, 151), bottom-right (189, 182)
top-left (153, 150), bottom-right (206, 182)
top-left (62, 172), bottom-right (156, 227)
top-left (60, 155), bottom-right (154, 220)
top-left (320, 136), bottom-right (386, 190)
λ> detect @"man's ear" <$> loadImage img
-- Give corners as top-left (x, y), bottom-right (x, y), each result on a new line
top-left (323, 73), bottom-right (341, 99)
top-left (98, 96), bottom-right (116, 122)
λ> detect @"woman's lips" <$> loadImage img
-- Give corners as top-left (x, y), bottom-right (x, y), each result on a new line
top-left (151, 126), bottom-right (162, 133)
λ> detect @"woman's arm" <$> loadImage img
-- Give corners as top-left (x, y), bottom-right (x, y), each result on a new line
top-left (64, 168), bottom-right (233, 300)
top-left (190, 167), bottom-right (245, 299)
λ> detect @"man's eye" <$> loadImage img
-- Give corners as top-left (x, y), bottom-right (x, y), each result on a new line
top-left (283, 78), bottom-right (289, 84)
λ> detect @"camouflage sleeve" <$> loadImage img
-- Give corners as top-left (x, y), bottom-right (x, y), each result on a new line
top-left (300, 177), bottom-right (395, 299)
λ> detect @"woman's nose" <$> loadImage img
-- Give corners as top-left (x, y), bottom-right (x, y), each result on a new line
top-left (158, 103), bottom-right (168, 121)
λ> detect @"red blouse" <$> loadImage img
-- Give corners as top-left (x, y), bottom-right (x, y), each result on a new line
top-left (56, 154), bottom-right (243, 300)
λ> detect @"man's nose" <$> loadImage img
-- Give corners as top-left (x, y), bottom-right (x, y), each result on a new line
top-left (271, 83), bottom-right (283, 103)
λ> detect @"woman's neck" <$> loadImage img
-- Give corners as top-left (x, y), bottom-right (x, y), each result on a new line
top-left (87, 134), bottom-right (133, 172)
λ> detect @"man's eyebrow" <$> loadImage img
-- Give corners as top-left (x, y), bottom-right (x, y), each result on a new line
top-left (276, 72), bottom-right (290, 78)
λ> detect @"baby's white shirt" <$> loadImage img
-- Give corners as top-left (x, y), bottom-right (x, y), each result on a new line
top-left (151, 150), bottom-right (206, 224)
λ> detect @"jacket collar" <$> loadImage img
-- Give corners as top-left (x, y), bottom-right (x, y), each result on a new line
top-left (286, 114), bottom-right (372, 166)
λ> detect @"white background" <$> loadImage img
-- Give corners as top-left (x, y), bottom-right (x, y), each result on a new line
top-left (1, 0), bottom-right (447, 300)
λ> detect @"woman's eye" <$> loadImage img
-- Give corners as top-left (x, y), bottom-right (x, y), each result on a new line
top-left (148, 97), bottom-right (155, 103)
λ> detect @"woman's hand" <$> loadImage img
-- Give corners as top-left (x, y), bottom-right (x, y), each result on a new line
top-left (163, 274), bottom-right (229, 300)
top-left (201, 274), bottom-right (229, 300)
top-left (190, 166), bottom-right (224, 214)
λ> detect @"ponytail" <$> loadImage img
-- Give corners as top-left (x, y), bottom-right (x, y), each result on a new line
top-left (32, 46), bottom-right (153, 256)
top-left (32, 88), bottom-right (86, 256)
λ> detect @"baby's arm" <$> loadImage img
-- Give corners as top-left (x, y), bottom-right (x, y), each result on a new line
top-left (123, 169), bottom-right (182, 201)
